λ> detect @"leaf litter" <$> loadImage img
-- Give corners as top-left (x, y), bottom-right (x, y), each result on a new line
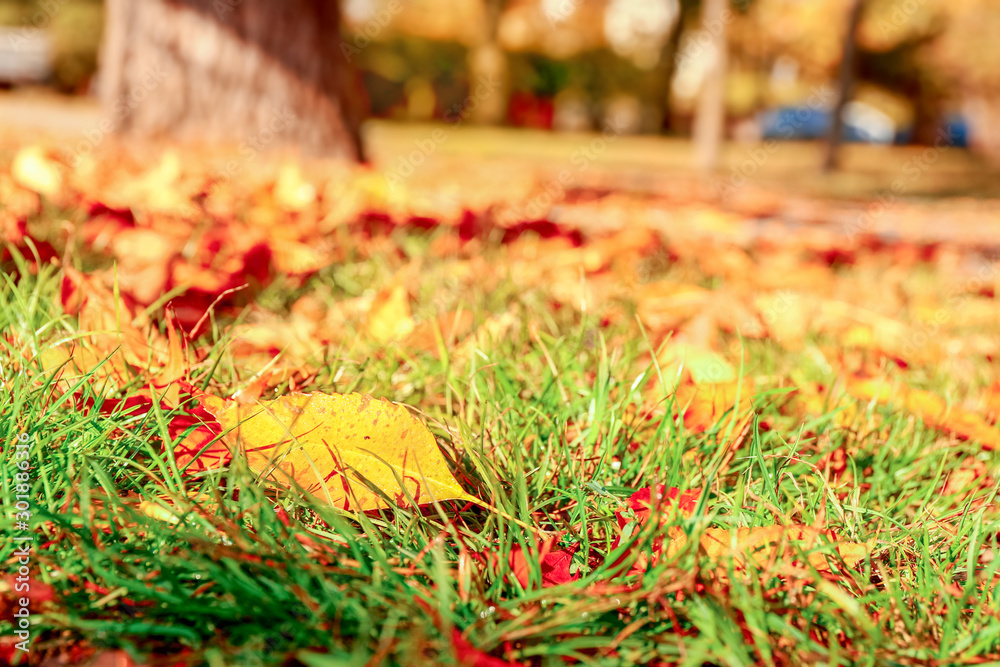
top-left (4, 139), bottom-right (1000, 664)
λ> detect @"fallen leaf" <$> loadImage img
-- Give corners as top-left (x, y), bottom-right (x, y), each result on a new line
top-left (367, 284), bottom-right (415, 343)
top-left (636, 281), bottom-right (711, 333)
top-left (848, 377), bottom-right (1000, 449)
top-left (612, 485), bottom-right (700, 573)
top-left (755, 291), bottom-right (812, 348)
top-left (682, 526), bottom-right (870, 573)
top-left (405, 310), bottom-right (476, 354)
top-left (674, 379), bottom-right (755, 433)
top-left (11, 145), bottom-right (62, 198)
top-left (273, 162), bottom-right (317, 212)
top-left (616, 485), bottom-right (701, 529)
top-left (942, 458), bottom-right (987, 499)
top-left (613, 486), bottom-right (867, 574)
top-left (452, 629), bottom-right (523, 667)
top-left (196, 391), bottom-right (476, 511)
top-left (508, 534), bottom-right (578, 588)
top-left (168, 403), bottom-right (229, 473)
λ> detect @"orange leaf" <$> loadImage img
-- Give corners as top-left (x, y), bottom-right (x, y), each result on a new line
top-left (848, 377), bottom-right (1000, 449)
top-left (636, 281), bottom-right (711, 333)
top-left (674, 379), bottom-right (754, 433)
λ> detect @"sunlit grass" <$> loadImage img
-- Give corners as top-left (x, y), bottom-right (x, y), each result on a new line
top-left (2, 228), bottom-right (1000, 666)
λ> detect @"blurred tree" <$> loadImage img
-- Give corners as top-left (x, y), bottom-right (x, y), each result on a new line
top-left (857, 29), bottom-right (944, 145)
top-left (860, 0), bottom-right (1000, 156)
top-left (466, 0), bottom-right (509, 124)
top-left (49, 1), bottom-right (102, 93)
top-left (823, 0), bottom-right (866, 172)
top-left (0, 0), bottom-right (103, 92)
top-left (647, 0), bottom-right (695, 132)
top-left (100, 0), bottom-right (366, 160)
top-left (693, 0), bottom-right (727, 170)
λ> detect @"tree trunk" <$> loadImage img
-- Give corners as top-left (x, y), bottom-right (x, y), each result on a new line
top-left (649, 3), bottom-right (685, 134)
top-left (822, 0), bottom-right (865, 172)
top-left (692, 0), bottom-right (728, 171)
top-left (465, 0), bottom-right (508, 125)
top-left (100, 0), bottom-right (366, 161)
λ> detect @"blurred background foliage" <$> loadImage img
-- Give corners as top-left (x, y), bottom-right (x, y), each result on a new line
top-left (0, 0), bottom-right (996, 152)
top-left (0, 0), bottom-right (101, 92)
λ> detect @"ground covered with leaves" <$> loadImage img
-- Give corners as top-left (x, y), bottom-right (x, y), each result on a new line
top-left (2, 139), bottom-right (1000, 666)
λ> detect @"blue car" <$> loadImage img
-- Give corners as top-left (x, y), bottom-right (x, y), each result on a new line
top-left (761, 102), bottom-right (967, 147)
top-left (760, 101), bottom-right (896, 144)
top-left (759, 106), bottom-right (831, 141)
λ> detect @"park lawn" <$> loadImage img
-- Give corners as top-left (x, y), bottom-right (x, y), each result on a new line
top-left (1, 137), bottom-right (1000, 665)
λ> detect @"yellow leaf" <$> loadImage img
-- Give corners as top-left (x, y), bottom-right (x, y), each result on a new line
top-left (12, 146), bottom-right (62, 198)
top-left (269, 238), bottom-right (332, 275)
top-left (755, 292), bottom-right (812, 348)
top-left (197, 391), bottom-right (475, 511)
top-left (274, 163), bottom-right (316, 211)
top-left (367, 284), bottom-right (415, 343)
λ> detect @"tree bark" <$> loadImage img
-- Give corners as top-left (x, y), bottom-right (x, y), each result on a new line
top-left (648, 2), bottom-right (685, 134)
top-left (100, 0), bottom-right (366, 161)
top-left (465, 0), bottom-right (508, 125)
top-left (822, 0), bottom-right (866, 172)
top-left (692, 0), bottom-right (728, 171)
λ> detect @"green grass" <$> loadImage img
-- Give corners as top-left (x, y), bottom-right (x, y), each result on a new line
top-left (3, 231), bottom-right (1000, 667)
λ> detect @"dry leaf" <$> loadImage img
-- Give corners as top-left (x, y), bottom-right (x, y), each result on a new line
top-left (615, 486), bottom-right (868, 573)
top-left (674, 378), bottom-right (755, 433)
top-left (405, 310), bottom-right (476, 354)
top-left (636, 281), bottom-right (711, 333)
top-left (677, 525), bottom-right (870, 572)
top-left (848, 377), bottom-right (1000, 449)
top-left (196, 391), bottom-right (475, 511)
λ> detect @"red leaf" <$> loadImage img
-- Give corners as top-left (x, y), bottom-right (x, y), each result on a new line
top-left (615, 484), bottom-right (700, 529)
top-left (508, 535), bottom-right (578, 588)
top-left (2, 576), bottom-right (54, 605)
top-left (611, 485), bottom-right (701, 574)
top-left (452, 629), bottom-right (523, 667)
top-left (167, 405), bottom-right (229, 472)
